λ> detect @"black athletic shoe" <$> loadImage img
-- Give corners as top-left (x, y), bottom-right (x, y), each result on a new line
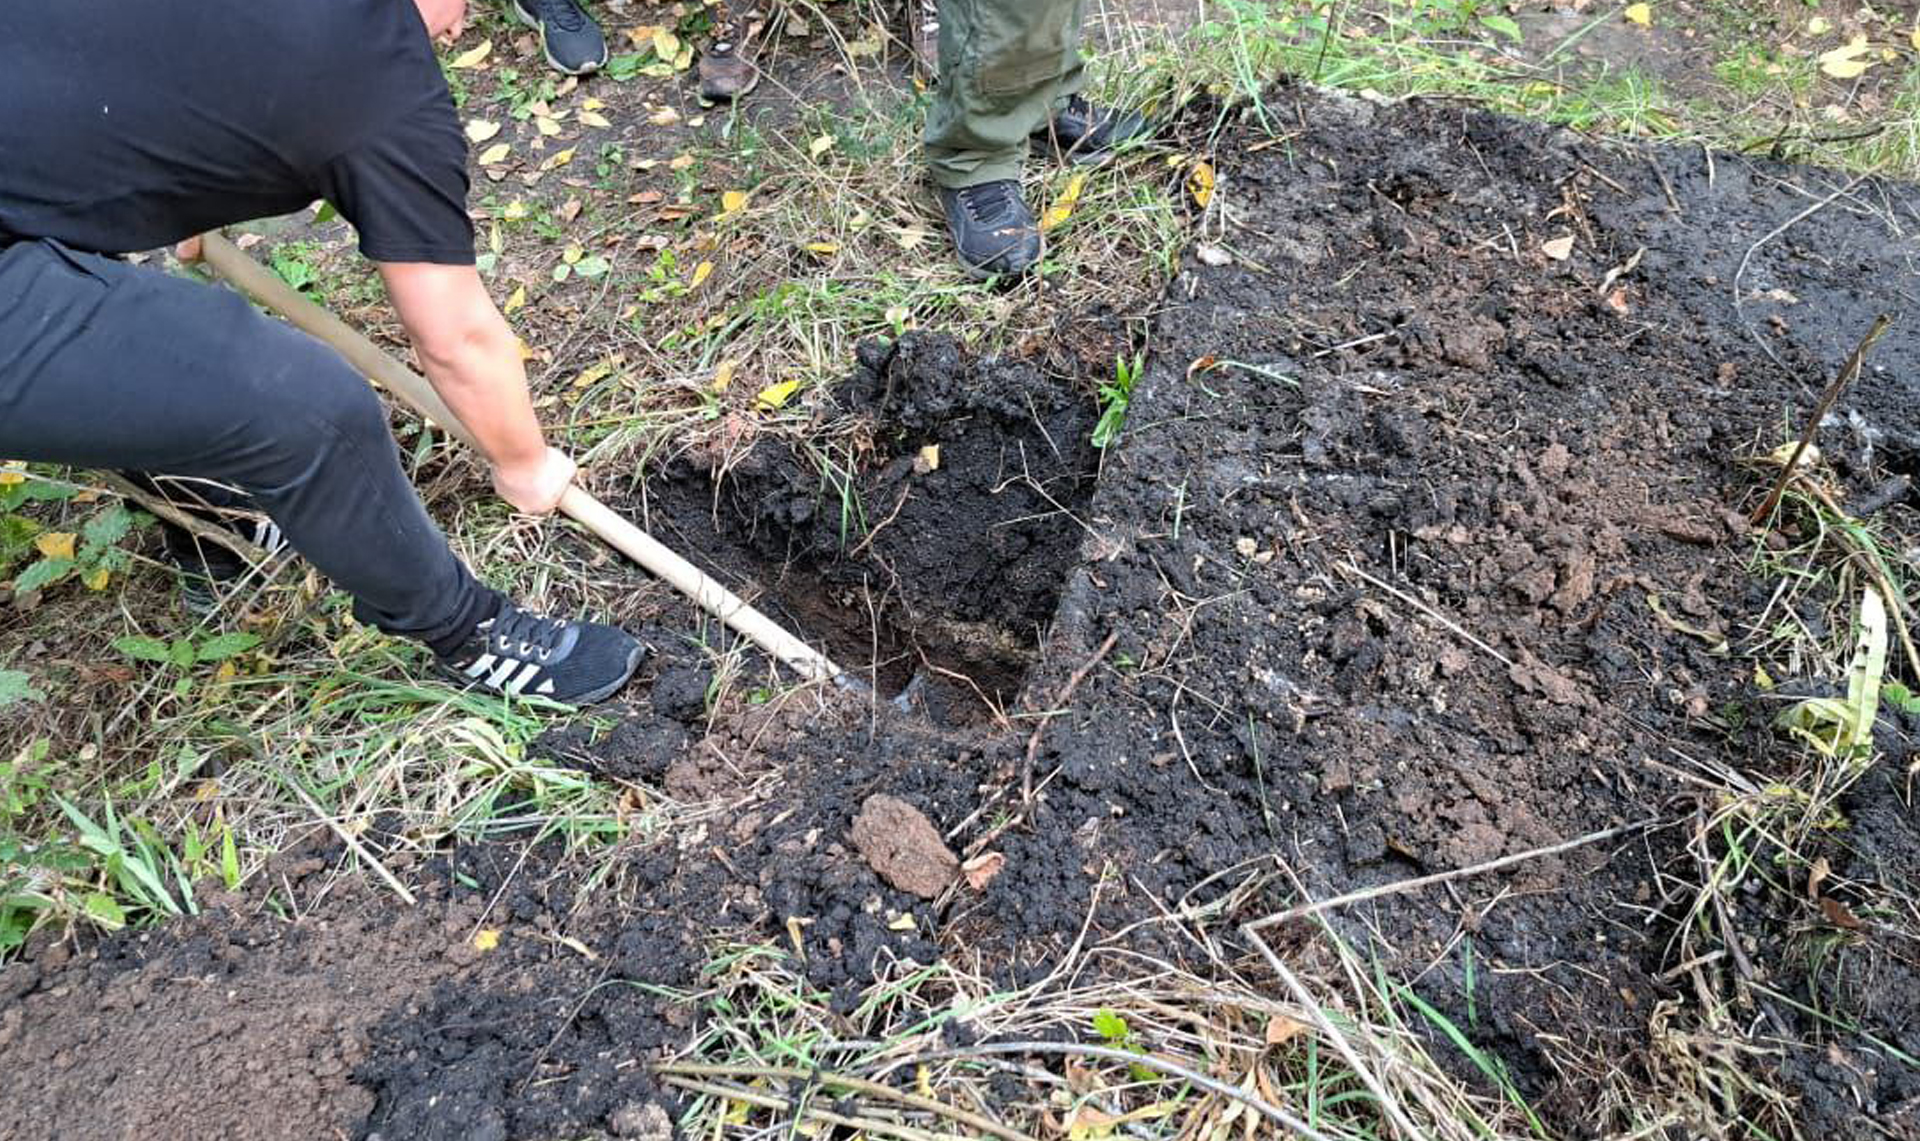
top-left (938, 180), bottom-right (1042, 279)
top-left (147, 478), bottom-right (292, 615)
top-left (511, 0), bottom-right (608, 76)
top-left (697, 4), bottom-right (764, 101)
top-left (1032, 94), bottom-right (1151, 165)
top-left (171, 516), bottom-right (289, 616)
top-left (436, 598), bottom-right (643, 704)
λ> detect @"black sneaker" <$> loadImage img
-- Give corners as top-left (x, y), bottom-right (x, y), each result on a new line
top-left (146, 478), bottom-right (292, 615)
top-left (171, 516), bottom-right (289, 616)
top-left (938, 180), bottom-right (1042, 279)
top-left (1032, 94), bottom-right (1151, 165)
top-left (697, 4), bottom-right (764, 101)
top-left (436, 598), bottom-right (643, 704)
top-left (511, 0), bottom-right (608, 76)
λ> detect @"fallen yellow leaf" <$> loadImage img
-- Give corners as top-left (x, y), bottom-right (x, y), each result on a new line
top-left (809, 134), bottom-right (835, 159)
top-left (1819, 35), bottom-right (1876, 79)
top-left (478, 143), bottom-right (511, 166)
top-left (449, 40), bottom-right (492, 69)
top-left (720, 189), bottom-right (750, 215)
top-left (689, 260), bottom-right (714, 289)
top-left (1188, 160), bottom-right (1216, 208)
top-left (1541, 235), bottom-right (1575, 260)
top-left (465, 119), bottom-right (501, 143)
top-left (652, 28), bottom-right (680, 60)
top-left (472, 929), bottom-right (500, 952)
top-left (504, 285), bottom-right (527, 314)
top-left (83, 566), bottom-right (111, 592)
top-left (917, 444), bottom-right (942, 474)
top-left (579, 110), bottom-right (612, 129)
top-left (756, 378), bottom-right (803, 410)
top-left (535, 116), bottom-right (562, 137)
top-left (502, 199), bottom-right (528, 220)
top-left (803, 241), bottom-right (840, 255)
top-left (1807, 16), bottom-right (1830, 35)
top-left (541, 147), bottom-right (576, 171)
top-left (0, 467), bottom-right (24, 487)
top-left (649, 106), bottom-right (681, 126)
top-left (669, 153), bottom-right (695, 171)
top-left (581, 96), bottom-right (606, 111)
top-left (34, 532), bottom-right (76, 561)
top-left (1042, 172), bottom-right (1088, 231)
top-left (711, 360), bottom-right (735, 393)
top-left (1912, 27), bottom-right (1920, 52)
top-left (1623, 3), bottom-right (1651, 27)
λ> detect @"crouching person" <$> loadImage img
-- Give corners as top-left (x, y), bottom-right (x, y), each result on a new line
top-left (0, 0), bottom-right (642, 704)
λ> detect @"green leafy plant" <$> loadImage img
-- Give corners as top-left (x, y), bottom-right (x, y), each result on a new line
top-left (113, 630), bottom-right (262, 697)
top-left (268, 240), bottom-right (322, 294)
top-left (1090, 1009), bottom-right (1156, 1082)
top-left (1092, 352), bottom-right (1144, 450)
top-left (0, 669), bottom-right (43, 712)
top-left (1, 471), bottom-right (148, 596)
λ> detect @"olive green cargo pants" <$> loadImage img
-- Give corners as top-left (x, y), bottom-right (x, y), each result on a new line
top-left (924, 0), bottom-right (1086, 188)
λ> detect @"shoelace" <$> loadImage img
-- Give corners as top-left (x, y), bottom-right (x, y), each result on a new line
top-left (485, 603), bottom-right (569, 662)
top-left (956, 181), bottom-right (1020, 225)
top-left (711, 4), bottom-right (753, 52)
top-left (535, 0), bottom-right (588, 34)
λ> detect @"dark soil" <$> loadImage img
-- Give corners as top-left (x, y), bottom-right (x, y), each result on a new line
top-left (631, 331), bottom-right (1105, 717)
top-left (7, 87), bottom-right (1920, 1140)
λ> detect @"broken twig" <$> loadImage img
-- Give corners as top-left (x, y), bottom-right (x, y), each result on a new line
top-left (1751, 312), bottom-right (1892, 527)
top-left (1022, 630), bottom-right (1120, 804)
top-left (1245, 819), bottom-right (1656, 932)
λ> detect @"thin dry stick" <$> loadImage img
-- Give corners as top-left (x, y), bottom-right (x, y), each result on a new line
top-left (1751, 312), bottom-right (1893, 527)
top-left (654, 1063), bottom-right (1035, 1141)
top-left (271, 766), bottom-right (416, 906)
top-left (1732, 175), bottom-right (1868, 323)
top-left (1246, 819), bottom-right (1655, 932)
top-left (94, 471), bottom-right (271, 566)
top-left (1242, 928), bottom-right (1430, 1141)
top-left (879, 1042), bottom-right (1332, 1140)
top-left (659, 1075), bottom-right (955, 1141)
top-left (1338, 561), bottom-right (1513, 669)
top-left (1023, 630), bottom-right (1121, 803)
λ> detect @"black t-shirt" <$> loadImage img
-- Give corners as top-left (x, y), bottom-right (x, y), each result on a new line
top-left (0, 0), bottom-right (474, 264)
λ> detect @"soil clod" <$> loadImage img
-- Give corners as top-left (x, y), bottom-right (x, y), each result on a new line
top-left (850, 793), bottom-right (959, 899)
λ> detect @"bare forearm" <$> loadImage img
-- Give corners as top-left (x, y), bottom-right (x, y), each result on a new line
top-left (411, 317), bottom-right (546, 469)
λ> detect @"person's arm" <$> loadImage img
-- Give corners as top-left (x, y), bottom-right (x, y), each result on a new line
top-left (377, 261), bottom-right (575, 514)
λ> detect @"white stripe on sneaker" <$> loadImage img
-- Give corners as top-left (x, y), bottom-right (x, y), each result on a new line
top-left (505, 661), bottom-right (543, 696)
top-left (486, 657), bottom-right (523, 689)
top-left (537, 678), bottom-right (556, 696)
top-left (464, 652), bottom-right (498, 679)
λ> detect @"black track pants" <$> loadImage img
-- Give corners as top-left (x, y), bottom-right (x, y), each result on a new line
top-left (0, 239), bottom-right (493, 652)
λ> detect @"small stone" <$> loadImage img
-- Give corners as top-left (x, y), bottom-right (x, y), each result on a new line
top-left (608, 1101), bottom-right (672, 1139)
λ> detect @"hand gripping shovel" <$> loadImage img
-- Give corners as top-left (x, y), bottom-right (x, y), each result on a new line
top-left (195, 231), bottom-right (847, 688)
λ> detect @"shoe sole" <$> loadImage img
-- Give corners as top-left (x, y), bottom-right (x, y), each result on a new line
top-left (955, 232), bottom-right (1047, 281)
top-left (699, 75), bottom-right (761, 102)
top-left (510, 0), bottom-right (609, 76)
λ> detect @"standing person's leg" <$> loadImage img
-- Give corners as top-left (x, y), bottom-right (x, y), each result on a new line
top-left (0, 240), bottom-right (641, 702)
top-left (923, 0), bottom-right (1084, 191)
top-left (508, 0), bottom-right (608, 76)
top-left (923, 0), bottom-right (1082, 277)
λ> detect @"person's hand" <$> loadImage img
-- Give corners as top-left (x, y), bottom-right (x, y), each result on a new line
top-left (492, 446), bottom-right (576, 515)
top-left (174, 235), bottom-right (203, 262)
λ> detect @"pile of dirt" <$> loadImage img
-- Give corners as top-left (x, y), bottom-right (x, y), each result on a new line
top-left (996, 87), bottom-right (1920, 1130)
